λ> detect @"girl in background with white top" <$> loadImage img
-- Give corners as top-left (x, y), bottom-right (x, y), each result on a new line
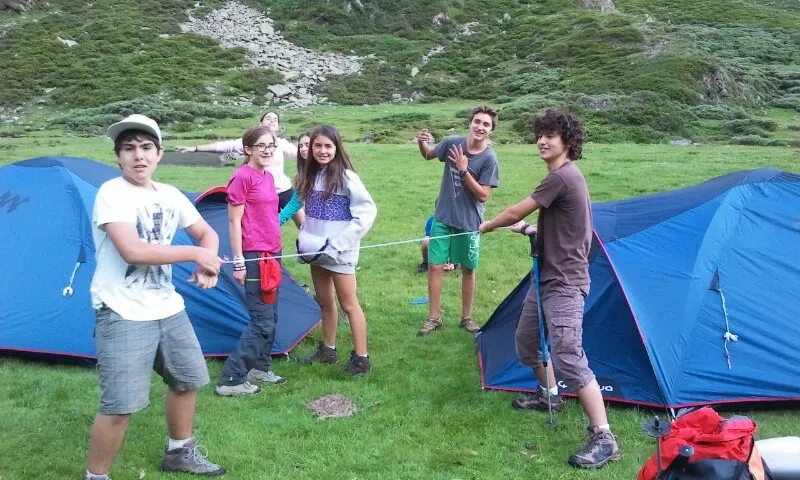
top-left (295, 125), bottom-right (377, 376)
top-left (175, 111), bottom-right (305, 227)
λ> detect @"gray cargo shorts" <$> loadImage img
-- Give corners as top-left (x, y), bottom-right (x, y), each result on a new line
top-left (515, 279), bottom-right (595, 391)
top-left (94, 306), bottom-right (210, 415)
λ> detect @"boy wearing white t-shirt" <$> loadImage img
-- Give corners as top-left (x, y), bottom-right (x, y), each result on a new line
top-left (84, 115), bottom-right (225, 480)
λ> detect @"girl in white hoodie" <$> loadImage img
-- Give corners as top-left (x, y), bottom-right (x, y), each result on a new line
top-left (295, 125), bottom-right (377, 376)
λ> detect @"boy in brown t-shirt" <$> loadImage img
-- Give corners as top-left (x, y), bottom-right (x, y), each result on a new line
top-left (479, 109), bottom-right (620, 469)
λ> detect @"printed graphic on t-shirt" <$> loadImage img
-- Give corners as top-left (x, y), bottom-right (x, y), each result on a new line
top-left (125, 202), bottom-right (178, 290)
top-left (449, 164), bottom-right (465, 199)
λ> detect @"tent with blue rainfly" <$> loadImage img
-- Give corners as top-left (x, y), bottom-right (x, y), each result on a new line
top-left (478, 168), bottom-right (800, 409)
top-left (0, 156), bottom-right (320, 362)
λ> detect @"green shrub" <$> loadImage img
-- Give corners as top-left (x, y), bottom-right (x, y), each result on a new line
top-left (52, 96), bottom-right (252, 133)
top-left (771, 95), bottom-right (800, 111)
top-left (765, 138), bottom-right (791, 146)
top-left (322, 60), bottom-right (408, 105)
top-left (227, 68), bottom-right (284, 93)
top-left (366, 112), bottom-right (432, 129)
top-left (723, 118), bottom-right (778, 136)
top-left (499, 70), bottom-right (564, 96)
top-left (731, 135), bottom-right (771, 145)
top-left (689, 104), bottom-right (748, 120)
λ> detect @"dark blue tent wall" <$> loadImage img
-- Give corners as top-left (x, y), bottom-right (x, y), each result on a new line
top-left (0, 157), bottom-right (320, 361)
top-left (478, 168), bottom-right (800, 408)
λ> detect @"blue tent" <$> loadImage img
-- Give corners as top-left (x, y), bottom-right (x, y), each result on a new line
top-left (0, 157), bottom-right (320, 361)
top-left (478, 168), bottom-right (800, 408)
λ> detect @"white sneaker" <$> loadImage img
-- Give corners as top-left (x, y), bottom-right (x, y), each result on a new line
top-left (247, 369), bottom-right (286, 385)
top-left (214, 381), bottom-right (261, 396)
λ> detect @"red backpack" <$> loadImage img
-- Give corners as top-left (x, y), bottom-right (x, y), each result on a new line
top-left (639, 407), bottom-right (769, 480)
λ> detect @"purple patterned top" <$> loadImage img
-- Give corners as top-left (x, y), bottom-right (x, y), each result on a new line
top-left (306, 190), bottom-right (353, 222)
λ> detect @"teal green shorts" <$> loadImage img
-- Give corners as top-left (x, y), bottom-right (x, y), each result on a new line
top-left (428, 219), bottom-right (480, 270)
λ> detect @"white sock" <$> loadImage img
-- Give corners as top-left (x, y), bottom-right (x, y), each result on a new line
top-left (358, 353), bottom-right (368, 358)
top-left (168, 437), bottom-right (191, 451)
top-left (540, 385), bottom-right (559, 396)
top-left (325, 344), bottom-right (336, 350)
top-left (86, 471), bottom-right (109, 480)
top-left (595, 423), bottom-right (611, 432)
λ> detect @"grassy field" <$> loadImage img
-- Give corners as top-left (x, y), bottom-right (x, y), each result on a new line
top-left (1, 121), bottom-right (799, 479)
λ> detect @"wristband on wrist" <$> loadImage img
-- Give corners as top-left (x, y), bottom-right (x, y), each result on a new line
top-left (233, 254), bottom-right (245, 270)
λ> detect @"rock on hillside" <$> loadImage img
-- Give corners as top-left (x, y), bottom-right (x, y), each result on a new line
top-left (0, 0), bottom-right (33, 13)
top-left (583, 0), bottom-right (616, 12)
top-left (180, 1), bottom-right (361, 108)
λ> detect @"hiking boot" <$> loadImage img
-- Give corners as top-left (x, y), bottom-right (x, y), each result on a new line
top-left (247, 368), bottom-right (286, 385)
top-left (85, 475), bottom-right (111, 480)
top-left (214, 381), bottom-right (261, 397)
top-left (459, 316), bottom-right (480, 333)
top-left (343, 351), bottom-right (371, 376)
top-left (568, 426), bottom-right (621, 469)
top-left (161, 438), bottom-right (225, 476)
top-left (301, 341), bottom-right (338, 364)
top-left (416, 262), bottom-right (428, 274)
top-left (418, 317), bottom-right (443, 336)
top-left (511, 385), bottom-right (566, 412)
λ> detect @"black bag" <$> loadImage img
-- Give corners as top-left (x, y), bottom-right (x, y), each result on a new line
top-left (658, 441), bottom-right (773, 480)
top-left (659, 458), bottom-right (754, 480)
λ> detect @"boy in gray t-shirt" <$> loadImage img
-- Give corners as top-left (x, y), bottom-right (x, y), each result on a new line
top-left (480, 109), bottom-right (619, 470)
top-left (416, 106), bottom-right (500, 336)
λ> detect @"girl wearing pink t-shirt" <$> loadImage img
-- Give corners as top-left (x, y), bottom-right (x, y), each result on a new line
top-left (215, 125), bottom-right (286, 397)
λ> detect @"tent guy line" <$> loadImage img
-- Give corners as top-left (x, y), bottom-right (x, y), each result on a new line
top-left (219, 229), bottom-right (508, 264)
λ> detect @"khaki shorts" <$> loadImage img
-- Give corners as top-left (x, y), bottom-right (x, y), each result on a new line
top-left (514, 280), bottom-right (595, 391)
top-left (94, 306), bottom-right (210, 415)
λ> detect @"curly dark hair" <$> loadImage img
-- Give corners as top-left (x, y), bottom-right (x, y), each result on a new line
top-left (532, 109), bottom-right (584, 160)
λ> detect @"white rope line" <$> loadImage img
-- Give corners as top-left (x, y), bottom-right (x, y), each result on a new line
top-left (719, 289), bottom-right (738, 370)
top-left (223, 230), bottom-right (484, 263)
top-left (61, 261), bottom-right (81, 297)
